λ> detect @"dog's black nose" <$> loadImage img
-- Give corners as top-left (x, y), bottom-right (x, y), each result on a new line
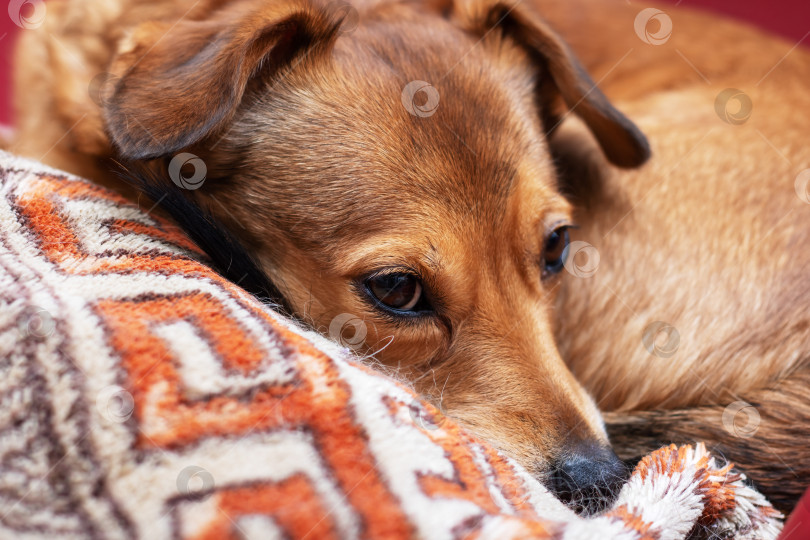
top-left (547, 442), bottom-right (629, 515)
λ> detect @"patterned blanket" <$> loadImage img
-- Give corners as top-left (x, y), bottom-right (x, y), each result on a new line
top-left (0, 151), bottom-right (783, 539)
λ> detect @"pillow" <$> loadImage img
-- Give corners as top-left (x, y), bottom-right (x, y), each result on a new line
top-left (0, 151), bottom-right (782, 539)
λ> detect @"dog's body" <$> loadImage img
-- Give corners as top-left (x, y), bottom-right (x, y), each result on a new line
top-left (534, 1), bottom-right (810, 510)
top-left (11, 0), bottom-right (810, 511)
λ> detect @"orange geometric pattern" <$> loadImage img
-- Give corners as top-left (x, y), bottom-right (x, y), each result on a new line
top-left (0, 152), bottom-right (783, 539)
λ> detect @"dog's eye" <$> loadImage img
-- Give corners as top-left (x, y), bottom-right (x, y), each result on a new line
top-left (543, 226), bottom-right (571, 277)
top-left (365, 273), bottom-right (427, 313)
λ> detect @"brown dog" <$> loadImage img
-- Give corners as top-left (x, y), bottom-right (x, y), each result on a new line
top-left (10, 0), bottom-right (809, 513)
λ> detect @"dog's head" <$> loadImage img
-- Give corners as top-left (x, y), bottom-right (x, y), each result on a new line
top-left (103, 0), bottom-right (648, 512)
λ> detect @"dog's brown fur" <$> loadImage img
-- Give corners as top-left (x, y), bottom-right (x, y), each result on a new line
top-left (529, 0), bottom-right (810, 511)
top-left (11, 0), bottom-right (810, 512)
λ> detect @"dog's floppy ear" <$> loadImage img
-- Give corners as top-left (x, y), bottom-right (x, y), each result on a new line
top-left (104, 0), bottom-right (343, 160)
top-left (453, 1), bottom-right (650, 168)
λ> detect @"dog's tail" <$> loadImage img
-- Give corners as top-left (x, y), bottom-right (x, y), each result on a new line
top-left (605, 364), bottom-right (810, 513)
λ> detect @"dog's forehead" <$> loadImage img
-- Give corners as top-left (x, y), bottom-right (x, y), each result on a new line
top-left (233, 9), bottom-right (559, 248)
top-left (326, 13), bottom-right (552, 206)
